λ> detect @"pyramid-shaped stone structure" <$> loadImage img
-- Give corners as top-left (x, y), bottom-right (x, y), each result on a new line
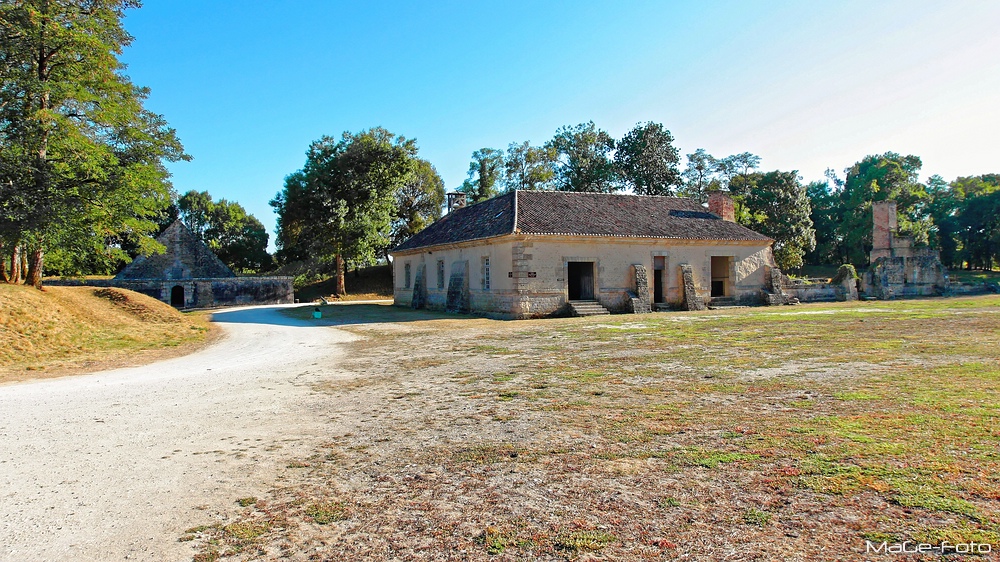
top-left (116, 220), bottom-right (235, 280)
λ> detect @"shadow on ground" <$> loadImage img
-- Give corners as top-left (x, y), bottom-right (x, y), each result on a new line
top-left (211, 302), bottom-right (474, 327)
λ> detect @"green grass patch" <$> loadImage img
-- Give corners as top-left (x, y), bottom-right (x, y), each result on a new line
top-left (304, 501), bottom-right (349, 524)
top-left (554, 530), bottom-right (617, 553)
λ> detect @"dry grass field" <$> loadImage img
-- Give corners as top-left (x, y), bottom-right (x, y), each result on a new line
top-left (183, 296), bottom-right (997, 560)
top-left (0, 285), bottom-right (215, 383)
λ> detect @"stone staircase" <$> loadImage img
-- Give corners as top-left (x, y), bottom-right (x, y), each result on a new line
top-left (568, 300), bottom-right (611, 317)
top-left (708, 296), bottom-right (746, 309)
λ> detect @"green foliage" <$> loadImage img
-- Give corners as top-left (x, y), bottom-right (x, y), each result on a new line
top-left (304, 501), bottom-right (348, 524)
top-left (735, 170), bottom-right (815, 270)
top-left (391, 158), bottom-right (443, 249)
top-left (830, 264), bottom-right (858, 285)
top-left (503, 141), bottom-right (556, 191)
top-left (837, 152), bottom-right (930, 267)
top-left (271, 128), bottom-right (417, 294)
top-left (546, 121), bottom-right (619, 193)
top-left (742, 508), bottom-right (772, 527)
top-left (679, 148), bottom-right (721, 202)
top-left (0, 0), bottom-right (187, 284)
top-left (717, 152), bottom-right (761, 191)
top-left (177, 191), bottom-right (271, 273)
top-left (614, 122), bottom-right (682, 195)
top-left (460, 148), bottom-right (504, 202)
top-left (957, 188), bottom-right (1000, 270)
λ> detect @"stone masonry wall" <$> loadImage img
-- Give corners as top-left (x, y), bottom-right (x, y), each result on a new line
top-left (47, 277), bottom-right (294, 308)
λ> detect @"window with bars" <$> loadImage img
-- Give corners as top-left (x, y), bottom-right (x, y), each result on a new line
top-left (437, 260), bottom-right (445, 289)
top-left (404, 263), bottom-right (411, 289)
top-left (483, 257), bottom-right (491, 290)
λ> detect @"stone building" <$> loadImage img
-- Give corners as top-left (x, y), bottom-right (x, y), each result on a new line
top-left (390, 191), bottom-right (777, 318)
top-left (53, 220), bottom-right (294, 308)
top-left (864, 200), bottom-right (947, 299)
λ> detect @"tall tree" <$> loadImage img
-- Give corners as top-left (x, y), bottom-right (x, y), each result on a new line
top-left (804, 175), bottom-right (848, 265)
top-left (953, 175), bottom-right (1000, 269)
top-left (614, 122), bottom-right (682, 196)
top-left (737, 170), bottom-right (816, 270)
top-left (391, 158), bottom-right (444, 250)
top-left (0, 0), bottom-right (187, 287)
top-left (836, 152), bottom-right (930, 266)
top-left (503, 141), bottom-right (556, 192)
top-left (717, 152), bottom-right (761, 193)
top-left (270, 170), bottom-right (311, 265)
top-left (546, 121), bottom-right (618, 193)
top-left (176, 190), bottom-right (271, 273)
top-left (460, 148), bottom-right (504, 202)
top-left (178, 190), bottom-right (214, 238)
top-left (679, 148), bottom-right (720, 202)
top-left (924, 174), bottom-right (963, 268)
top-left (272, 128), bottom-right (416, 295)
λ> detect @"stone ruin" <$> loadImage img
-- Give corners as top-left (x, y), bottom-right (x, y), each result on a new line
top-left (864, 200), bottom-right (947, 299)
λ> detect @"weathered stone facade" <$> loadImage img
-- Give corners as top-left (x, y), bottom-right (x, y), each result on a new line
top-left (51, 277), bottom-right (295, 308)
top-left (52, 221), bottom-right (293, 308)
top-left (391, 191), bottom-right (776, 318)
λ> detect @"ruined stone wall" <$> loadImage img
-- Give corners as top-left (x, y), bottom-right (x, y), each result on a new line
top-left (866, 200), bottom-right (948, 299)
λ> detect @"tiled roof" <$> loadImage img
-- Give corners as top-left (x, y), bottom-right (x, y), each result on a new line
top-left (115, 220), bottom-right (235, 280)
top-left (393, 192), bottom-right (516, 251)
top-left (392, 191), bottom-right (771, 253)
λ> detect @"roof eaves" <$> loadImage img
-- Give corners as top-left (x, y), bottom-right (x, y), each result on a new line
top-left (390, 232), bottom-right (515, 254)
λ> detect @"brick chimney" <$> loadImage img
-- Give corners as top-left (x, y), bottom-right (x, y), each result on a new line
top-left (708, 192), bottom-right (735, 222)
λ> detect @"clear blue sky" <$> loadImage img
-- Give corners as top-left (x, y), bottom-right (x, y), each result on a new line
top-left (121, 1), bottom-right (1000, 250)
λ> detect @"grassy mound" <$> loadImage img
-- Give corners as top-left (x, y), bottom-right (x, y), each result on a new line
top-left (0, 285), bottom-right (214, 383)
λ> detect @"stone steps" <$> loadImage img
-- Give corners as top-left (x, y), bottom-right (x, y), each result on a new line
top-left (708, 296), bottom-right (747, 310)
top-left (568, 300), bottom-right (611, 316)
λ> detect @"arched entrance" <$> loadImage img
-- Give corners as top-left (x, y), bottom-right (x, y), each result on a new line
top-left (170, 285), bottom-right (185, 307)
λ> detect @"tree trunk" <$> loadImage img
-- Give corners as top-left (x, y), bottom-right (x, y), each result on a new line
top-left (0, 244), bottom-right (7, 283)
top-left (26, 247), bottom-right (44, 289)
top-left (9, 246), bottom-right (22, 284)
top-left (335, 253), bottom-right (346, 296)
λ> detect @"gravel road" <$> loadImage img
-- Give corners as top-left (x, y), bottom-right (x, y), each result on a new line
top-left (0, 305), bottom-right (354, 561)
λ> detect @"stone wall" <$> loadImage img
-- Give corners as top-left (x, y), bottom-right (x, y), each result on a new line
top-left (47, 277), bottom-right (294, 308)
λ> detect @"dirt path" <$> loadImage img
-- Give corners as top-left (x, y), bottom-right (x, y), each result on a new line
top-left (0, 305), bottom-right (354, 562)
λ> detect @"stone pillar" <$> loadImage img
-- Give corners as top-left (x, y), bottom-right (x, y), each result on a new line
top-left (628, 264), bottom-right (651, 313)
top-left (510, 241), bottom-right (533, 317)
top-left (446, 260), bottom-right (470, 313)
top-left (679, 263), bottom-right (706, 311)
top-left (411, 263), bottom-right (427, 309)
top-left (764, 266), bottom-right (789, 305)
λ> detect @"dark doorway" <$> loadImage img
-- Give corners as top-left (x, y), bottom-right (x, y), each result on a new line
top-left (567, 261), bottom-right (595, 300)
top-left (710, 256), bottom-right (732, 297)
top-left (653, 256), bottom-right (665, 303)
top-left (170, 285), bottom-right (185, 307)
